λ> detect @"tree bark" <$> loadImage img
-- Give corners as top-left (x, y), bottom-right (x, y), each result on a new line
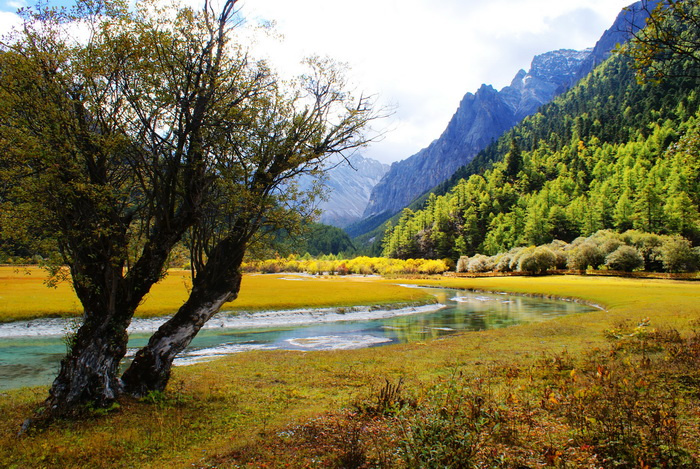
top-left (44, 312), bottom-right (131, 417)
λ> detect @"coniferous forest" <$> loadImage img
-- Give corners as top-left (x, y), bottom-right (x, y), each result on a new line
top-left (382, 52), bottom-right (700, 264)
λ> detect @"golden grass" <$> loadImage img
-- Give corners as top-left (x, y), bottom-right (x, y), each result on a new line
top-left (0, 266), bottom-right (433, 322)
top-left (0, 275), bottom-right (698, 468)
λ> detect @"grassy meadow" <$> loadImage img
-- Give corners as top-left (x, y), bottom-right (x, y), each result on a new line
top-left (0, 274), bottom-right (699, 467)
top-left (0, 266), bottom-right (433, 322)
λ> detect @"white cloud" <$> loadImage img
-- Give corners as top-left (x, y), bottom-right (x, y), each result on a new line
top-left (0, 11), bottom-right (21, 36)
top-left (0, 0), bottom-right (637, 164)
top-left (6, 1), bottom-right (25, 9)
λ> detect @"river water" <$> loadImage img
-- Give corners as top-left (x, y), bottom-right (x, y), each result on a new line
top-left (0, 287), bottom-right (596, 390)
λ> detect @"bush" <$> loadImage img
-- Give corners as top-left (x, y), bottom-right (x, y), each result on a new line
top-left (624, 230), bottom-right (664, 271)
top-left (467, 254), bottom-right (493, 273)
top-left (567, 242), bottom-right (604, 270)
top-left (508, 247), bottom-right (525, 271)
top-left (605, 245), bottom-right (644, 272)
top-left (418, 259), bottom-right (450, 275)
top-left (398, 379), bottom-right (491, 468)
top-left (456, 256), bottom-right (469, 273)
top-left (656, 236), bottom-right (700, 273)
top-left (518, 246), bottom-right (556, 274)
top-left (494, 253), bottom-right (513, 272)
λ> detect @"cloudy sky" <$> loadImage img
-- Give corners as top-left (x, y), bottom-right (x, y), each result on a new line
top-left (0, 0), bottom-right (637, 164)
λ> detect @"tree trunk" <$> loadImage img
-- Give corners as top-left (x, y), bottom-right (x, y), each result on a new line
top-left (43, 310), bottom-right (131, 418)
top-left (122, 265), bottom-right (243, 396)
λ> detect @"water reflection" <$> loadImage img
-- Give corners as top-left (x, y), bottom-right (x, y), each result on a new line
top-left (0, 288), bottom-right (595, 390)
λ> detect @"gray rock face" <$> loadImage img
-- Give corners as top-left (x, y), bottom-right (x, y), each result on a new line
top-left (307, 154), bottom-right (389, 228)
top-left (363, 48), bottom-right (592, 220)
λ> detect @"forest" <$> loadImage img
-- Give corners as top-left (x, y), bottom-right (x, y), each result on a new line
top-left (382, 51), bottom-right (700, 263)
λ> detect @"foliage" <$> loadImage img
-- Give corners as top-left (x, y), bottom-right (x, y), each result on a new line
top-left (567, 241), bottom-right (605, 271)
top-left (397, 376), bottom-right (492, 468)
top-left (241, 255), bottom-right (450, 276)
top-left (456, 255), bottom-right (470, 273)
top-left (300, 223), bottom-right (356, 257)
top-left (466, 254), bottom-right (494, 273)
top-left (623, 0), bottom-right (700, 82)
top-left (656, 235), bottom-right (700, 272)
top-left (422, 229), bottom-right (698, 275)
top-left (604, 245), bottom-right (645, 271)
top-left (546, 322), bottom-right (700, 467)
top-left (517, 246), bottom-right (556, 274)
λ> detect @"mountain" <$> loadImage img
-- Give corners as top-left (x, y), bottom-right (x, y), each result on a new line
top-left (357, 0), bottom-right (658, 234)
top-left (362, 49), bottom-right (591, 223)
top-left (304, 153), bottom-right (389, 228)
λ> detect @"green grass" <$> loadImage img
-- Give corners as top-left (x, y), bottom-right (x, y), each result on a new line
top-left (0, 275), bottom-right (698, 467)
top-left (0, 266), bottom-right (433, 322)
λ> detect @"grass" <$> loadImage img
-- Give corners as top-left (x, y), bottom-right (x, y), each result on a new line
top-left (0, 266), bottom-right (433, 322)
top-left (0, 275), bottom-right (698, 467)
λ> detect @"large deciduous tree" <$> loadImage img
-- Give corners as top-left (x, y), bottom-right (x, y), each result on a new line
top-left (0, 0), bottom-right (377, 421)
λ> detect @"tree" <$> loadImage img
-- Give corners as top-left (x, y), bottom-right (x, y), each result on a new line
top-left (1, 0), bottom-right (377, 419)
top-left (121, 55), bottom-right (377, 395)
top-left (504, 137), bottom-right (522, 180)
top-left (623, 0), bottom-right (700, 82)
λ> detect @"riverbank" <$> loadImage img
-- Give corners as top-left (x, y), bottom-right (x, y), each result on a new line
top-left (1, 276), bottom-right (698, 467)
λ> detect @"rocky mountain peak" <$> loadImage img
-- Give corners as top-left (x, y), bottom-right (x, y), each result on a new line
top-left (529, 48), bottom-right (593, 85)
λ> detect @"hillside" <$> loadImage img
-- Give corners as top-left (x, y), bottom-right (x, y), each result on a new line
top-left (382, 50), bottom-right (700, 260)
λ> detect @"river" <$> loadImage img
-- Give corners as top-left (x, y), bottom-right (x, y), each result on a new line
top-left (0, 286), bottom-right (596, 390)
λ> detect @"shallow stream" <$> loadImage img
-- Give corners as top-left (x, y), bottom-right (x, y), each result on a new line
top-left (0, 286), bottom-right (596, 390)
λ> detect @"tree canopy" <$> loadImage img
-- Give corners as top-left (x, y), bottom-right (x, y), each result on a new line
top-left (623, 0), bottom-right (700, 82)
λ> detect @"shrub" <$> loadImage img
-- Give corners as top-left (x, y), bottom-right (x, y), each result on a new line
top-left (591, 230), bottom-right (623, 256)
top-left (456, 256), bottom-right (469, 273)
top-left (567, 242), bottom-right (604, 270)
top-left (624, 230), bottom-right (664, 271)
top-left (397, 379), bottom-right (491, 468)
top-left (605, 245), bottom-right (644, 272)
top-left (656, 236), bottom-right (700, 273)
top-left (543, 241), bottom-right (569, 270)
top-left (494, 253), bottom-right (513, 272)
top-left (518, 246), bottom-right (556, 274)
top-left (508, 247), bottom-right (525, 271)
top-left (418, 259), bottom-right (450, 275)
top-left (467, 254), bottom-right (493, 273)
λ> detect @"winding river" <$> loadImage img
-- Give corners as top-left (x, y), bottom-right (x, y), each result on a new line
top-left (0, 286), bottom-right (596, 390)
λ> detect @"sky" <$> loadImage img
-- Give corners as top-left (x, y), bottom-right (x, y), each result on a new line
top-left (0, 0), bottom-right (637, 164)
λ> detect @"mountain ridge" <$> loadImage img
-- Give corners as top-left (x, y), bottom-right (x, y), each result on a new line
top-left (352, 0), bottom-right (659, 239)
top-left (361, 48), bottom-right (592, 222)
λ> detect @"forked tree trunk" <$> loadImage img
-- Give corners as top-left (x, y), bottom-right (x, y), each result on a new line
top-left (122, 259), bottom-right (243, 396)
